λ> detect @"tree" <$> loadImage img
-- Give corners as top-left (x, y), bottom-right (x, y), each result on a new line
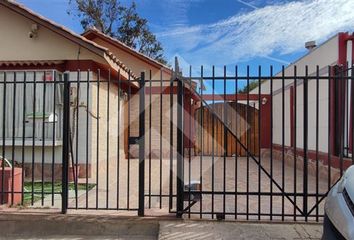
top-left (68, 0), bottom-right (167, 64)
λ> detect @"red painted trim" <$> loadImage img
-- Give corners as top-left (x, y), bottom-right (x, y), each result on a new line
top-left (0, 63), bottom-right (66, 72)
top-left (260, 96), bottom-right (271, 148)
top-left (201, 94), bottom-right (270, 101)
top-left (272, 144), bottom-right (352, 170)
top-left (290, 86), bottom-right (294, 147)
top-left (338, 33), bottom-right (349, 65)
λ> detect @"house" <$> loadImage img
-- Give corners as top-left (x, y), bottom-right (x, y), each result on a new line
top-left (0, 0), bottom-right (197, 182)
top-left (250, 32), bottom-right (354, 180)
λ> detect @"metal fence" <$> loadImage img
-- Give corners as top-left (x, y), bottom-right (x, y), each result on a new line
top-left (0, 63), bottom-right (353, 222)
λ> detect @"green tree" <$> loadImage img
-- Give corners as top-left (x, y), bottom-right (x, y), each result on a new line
top-left (69, 0), bottom-right (167, 64)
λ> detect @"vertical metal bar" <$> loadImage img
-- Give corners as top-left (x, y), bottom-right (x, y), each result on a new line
top-left (315, 65), bottom-right (320, 221)
top-left (270, 66), bottom-right (273, 220)
top-left (303, 66), bottom-right (309, 221)
top-left (31, 72), bottom-right (37, 205)
top-left (200, 66), bottom-right (203, 219)
top-left (75, 70), bottom-right (80, 209)
top-left (11, 72), bottom-right (17, 206)
top-left (328, 66), bottom-right (332, 191)
top-left (127, 70), bottom-right (131, 210)
top-left (51, 71), bottom-right (57, 206)
top-left (293, 66), bottom-right (297, 221)
top-left (235, 65), bottom-right (238, 219)
top-left (106, 69), bottom-right (110, 209)
top-left (212, 66), bottom-right (215, 219)
top-left (258, 65), bottom-right (262, 220)
top-left (1, 72), bottom-right (6, 205)
top-left (339, 65), bottom-right (345, 176)
top-left (138, 72), bottom-right (146, 216)
top-left (116, 69), bottom-right (121, 210)
top-left (350, 63), bottom-right (354, 165)
top-left (148, 69), bottom-right (152, 209)
top-left (21, 72), bottom-right (27, 206)
top-left (86, 70), bottom-right (90, 209)
top-left (62, 72), bottom-right (70, 214)
top-left (281, 66), bottom-right (285, 221)
top-left (96, 69), bottom-right (100, 209)
top-left (169, 69), bottom-right (174, 212)
top-left (159, 69), bottom-right (163, 209)
top-left (246, 65), bottom-right (250, 220)
top-left (188, 65), bottom-right (192, 218)
top-left (41, 71), bottom-right (46, 206)
top-left (176, 76), bottom-right (184, 218)
top-left (223, 66), bottom-right (227, 217)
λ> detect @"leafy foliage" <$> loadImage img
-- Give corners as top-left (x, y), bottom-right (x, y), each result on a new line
top-left (68, 0), bottom-right (167, 64)
top-left (238, 80), bottom-right (262, 93)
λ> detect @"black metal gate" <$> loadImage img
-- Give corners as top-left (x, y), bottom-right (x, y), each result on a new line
top-left (0, 63), bottom-right (352, 222)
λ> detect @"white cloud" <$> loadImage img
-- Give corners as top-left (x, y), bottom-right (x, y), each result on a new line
top-left (157, 0), bottom-right (354, 66)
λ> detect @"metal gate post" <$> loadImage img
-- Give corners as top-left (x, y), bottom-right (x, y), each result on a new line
top-left (176, 77), bottom-right (184, 218)
top-left (138, 72), bottom-right (146, 216)
top-left (62, 72), bottom-right (70, 214)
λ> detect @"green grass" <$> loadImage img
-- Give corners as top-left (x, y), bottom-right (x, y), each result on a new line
top-left (22, 182), bottom-right (95, 206)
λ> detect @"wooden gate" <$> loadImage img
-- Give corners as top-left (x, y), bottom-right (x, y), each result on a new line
top-left (194, 102), bottom-right (259, 156)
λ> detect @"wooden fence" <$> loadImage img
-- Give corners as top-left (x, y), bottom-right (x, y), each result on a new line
top-left (194, 102), bottom-right (259, 156)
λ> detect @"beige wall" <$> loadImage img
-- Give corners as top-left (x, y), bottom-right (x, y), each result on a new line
top-left (127, 89), bottom-right (178, 159)
top-left (0, 6), bottom-right (105, 64)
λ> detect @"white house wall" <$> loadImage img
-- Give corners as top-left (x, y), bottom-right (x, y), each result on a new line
top-left (250, 34), bottom-right (339, 153)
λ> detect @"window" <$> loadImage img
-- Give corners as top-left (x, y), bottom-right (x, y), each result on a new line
top-left (0, 70), bottom-right (63, 144)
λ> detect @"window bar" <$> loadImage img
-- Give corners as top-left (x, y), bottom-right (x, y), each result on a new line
top-left (160, 69), bottom-right (163, 209)
top-left (235, 65), bottom-right (238, 219)
top-left (127, 70), bottom-right (131, 210)
top-left (258, 65), bottom-right (262, 220)
top-left (246, 65), bottom-right (250, 220)
top-left (86, 70), bottom-right (90, 209)
top-left (303, 65), bottom-right (309, 221)
top-left (21, 72), bottom-right (27, 206)
top-left (328, 66), bottom-right (332, 191)
top-left (116, 69), bottom-right (121, 210)
top-left (1, 72), bottom-right (6, 205)
top-left (11, 72), bottom-right (17, 206)
top-left (31, 72), bottom-right (37, 205)
top-left (270, 65), bottom-right (273, 220)
top-left (281, 65), bottom-right (285, 221)
top-left (212, 66), bottom-right (215, 219)
top-left (148, 69), bottom-right (152, 209)
top-left (96, 69), bottom-right (100, 209)
top-left (75, 70), bottom-right (81, 209)
top-left (223, 65), bottom-right (227, 217)
top-left (200, 65), bottom-right (204, 219)
top-left (106, 69), bottom-right (110, 209)
top-left (293, 66), bottom-right (297, 221)
top-left (315, 65), bottom-right (320, 221)
top-left (41, 71), bottom-right (46, 206)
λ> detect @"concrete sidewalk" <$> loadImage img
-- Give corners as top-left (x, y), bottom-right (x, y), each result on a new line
top-left (0, 213), bottom-right (323, 240)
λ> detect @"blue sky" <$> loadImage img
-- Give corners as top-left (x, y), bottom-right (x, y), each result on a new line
top-left (16, 0), bottom-right (354, 92)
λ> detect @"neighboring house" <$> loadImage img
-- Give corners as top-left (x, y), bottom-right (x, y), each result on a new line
top-left (251, 32), bottom-right (354, 176)
top-left (0, 0), bottom-right (196, 181)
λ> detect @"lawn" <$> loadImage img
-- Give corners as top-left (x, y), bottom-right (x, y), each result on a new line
top-left (22, 182), bottom-right (95, 206)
